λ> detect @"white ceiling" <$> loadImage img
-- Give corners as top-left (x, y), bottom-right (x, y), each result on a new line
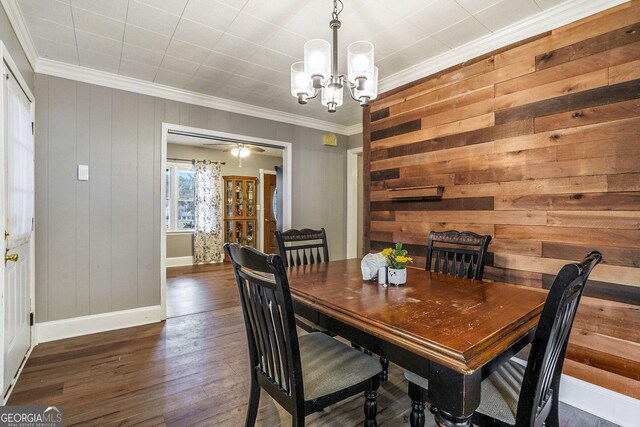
top-left (17, 0), bottom-right (571, 126)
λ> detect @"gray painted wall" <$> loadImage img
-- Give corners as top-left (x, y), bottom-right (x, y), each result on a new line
top-left (35, 74), bottom-right (349, 322)
top-left (166, 143), bottom-right (282, 258)
top-left (0, 4), bottom-right (34, 92)
top-left (347, 133), bottom-right (363, 150)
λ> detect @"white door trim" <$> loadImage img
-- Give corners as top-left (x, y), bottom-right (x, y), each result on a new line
top-left (258, 169), bottom-right (276, 253)
top-left (346, 147), bottom-right (363, 259)
top-left (0, 41), bottom-right (36, 403)
top-left (160, 123), bottom-right (292, 320)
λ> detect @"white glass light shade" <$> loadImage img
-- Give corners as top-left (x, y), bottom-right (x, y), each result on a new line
top-left (355, 66), bottom-right (379, 102)
top-left (239, 147), bottom-right (250, 158)
top-left (321, 86), bottom-right (343, 109)
top-left (347, 41), bottom-right (374, 84)
top-left (290, 62), bottom-right (313, 97)
top-left (231, 147), bottom-right (240, 156)
top-left (304, 39), bottom-right (331, 80)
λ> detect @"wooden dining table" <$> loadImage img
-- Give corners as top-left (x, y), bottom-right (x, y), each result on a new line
top-left (286, 258), bottom-right (548, 427)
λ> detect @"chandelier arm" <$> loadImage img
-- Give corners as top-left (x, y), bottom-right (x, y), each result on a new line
top-left (345, 83), bottom-right (361, 102)
top-left (306, 88), bottom-right (321, 100)
top-left (340, 75), bottom-right (355, 89)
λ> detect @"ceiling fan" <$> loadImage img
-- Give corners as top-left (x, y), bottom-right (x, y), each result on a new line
top-left (203, 142), bottom-right (265, 167)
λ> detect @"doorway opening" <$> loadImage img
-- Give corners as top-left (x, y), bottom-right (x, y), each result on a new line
top-left (160, 124), bottom-right (292, 319)
top-left (346, 147), bottom-right (363, 258)
top-left (259, 169), bottom-right (277, 254)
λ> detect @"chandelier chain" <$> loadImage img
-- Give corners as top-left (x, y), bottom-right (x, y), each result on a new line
top-left (332, 0), bottom-right (343, 21)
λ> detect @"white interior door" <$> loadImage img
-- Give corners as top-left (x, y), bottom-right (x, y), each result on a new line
top-left (3, 70), bottom-right (33, 395)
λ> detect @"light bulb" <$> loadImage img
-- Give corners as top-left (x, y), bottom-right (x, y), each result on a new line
top-left (321, 85), bottom-right (343, 110)
top-left (347, 41), bottom-right (374, 84)
top-left (294, 72), bottom-right (307, 89)
top-left (239, 147), bottom-right (250, 158)
top-left (231, 147), bottom-right (240, 157)
top-left (309, 51), bottom-right (326, 70)
top-left (352, 54), bottom-right (369, 72)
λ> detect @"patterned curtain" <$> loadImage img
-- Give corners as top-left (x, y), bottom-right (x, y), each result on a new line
top-left (193, 160), bottom-right (224, 263)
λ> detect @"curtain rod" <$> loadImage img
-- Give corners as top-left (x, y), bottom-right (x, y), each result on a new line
top-left (167, 157), bottom-right (226, 165)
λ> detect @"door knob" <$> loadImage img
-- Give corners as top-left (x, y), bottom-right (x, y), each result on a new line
top-left (5, 250), bottom-right (18, 263)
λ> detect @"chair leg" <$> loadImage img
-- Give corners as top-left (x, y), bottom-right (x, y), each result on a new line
top-left (291, 412), bottom-right (305, 427)
top-left (364, 376), bottom-right (380, 427)
top-left (408, 381), bottom-right (428, 427)
top-left (379, 357), bottom-right (389, 381)
top-left (545, 388), bottom-right (561, 427)
top-left (245, 377), bottom-right (261, 427)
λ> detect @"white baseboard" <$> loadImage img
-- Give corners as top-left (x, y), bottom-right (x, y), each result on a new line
top-left (512, 357), bottom-right (638, 427)
top-left (36, 305), bottom-right (163, 343)
top-left (559, 374), bottom-right (639, 427)
top-left (166, 256), bottom-right (193, 267)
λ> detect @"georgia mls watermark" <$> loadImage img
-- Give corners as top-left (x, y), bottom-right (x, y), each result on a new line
top-left (0, 406), bottom-right (63, 427)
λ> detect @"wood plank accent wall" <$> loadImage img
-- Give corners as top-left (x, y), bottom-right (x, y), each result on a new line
top-left (363, 1), bottom-right (640, 398)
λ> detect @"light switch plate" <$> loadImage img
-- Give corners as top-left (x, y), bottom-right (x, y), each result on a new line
top-left (78, 164), bottom-right (89, 181)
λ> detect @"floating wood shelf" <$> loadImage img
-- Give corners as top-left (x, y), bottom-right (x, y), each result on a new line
top-left (387, 185), bottom-right (444, 200)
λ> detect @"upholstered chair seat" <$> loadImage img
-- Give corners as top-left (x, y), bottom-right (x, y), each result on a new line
top-left (300, 332), bottom-right (382, 400)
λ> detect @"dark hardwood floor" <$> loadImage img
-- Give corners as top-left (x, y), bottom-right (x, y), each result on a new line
top-left (7, 263), bottom-right (616, 426)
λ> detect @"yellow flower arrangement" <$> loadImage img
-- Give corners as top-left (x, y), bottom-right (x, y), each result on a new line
top-left (382, 242), bottom-right (413, 269)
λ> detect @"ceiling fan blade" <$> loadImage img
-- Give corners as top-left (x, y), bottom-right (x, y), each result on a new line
top-left (248, 146), bottom-right (265, 153)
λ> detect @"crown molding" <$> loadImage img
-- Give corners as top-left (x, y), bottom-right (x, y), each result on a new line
top-left (378, 0), bottom-right (628, 93)
top-left (345, 123), bottom-right (363, 135)
top-left (36, 58), bottom-right (356, 135)
top-left (0, 0), bottom-right (38, 68)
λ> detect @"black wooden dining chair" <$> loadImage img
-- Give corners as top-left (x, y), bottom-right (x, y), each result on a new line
top-left (275, 228), bottom-right (329, 267)
top-left (405, 251), bottom-right (603, 427)
top-left (274, 227), bottom-right (330, 334)
top-left (426, 230), bottom-right (492, 280)
top-left (225, 243), bottom-right (381, 427)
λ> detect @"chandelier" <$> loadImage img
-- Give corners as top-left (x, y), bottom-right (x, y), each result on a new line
top-left (290, 0), bottom-right (378, 113)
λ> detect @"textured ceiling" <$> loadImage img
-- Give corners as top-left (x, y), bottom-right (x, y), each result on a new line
top-left (18, 0), bottom-right (569, 126)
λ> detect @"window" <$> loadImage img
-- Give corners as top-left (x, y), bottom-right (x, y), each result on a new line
top-left (165, 163), bottom-right (196, 231)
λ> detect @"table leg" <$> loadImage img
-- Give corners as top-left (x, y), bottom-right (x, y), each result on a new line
top-left (428, 365), bottom-right (481, 427)
top-left (435, 409), bottom-right (472, 427)
top-left (408, 381), bottom-right (428, 427)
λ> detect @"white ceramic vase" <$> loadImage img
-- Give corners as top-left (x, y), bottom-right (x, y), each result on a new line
top-left (388, 268), bottom-right (407, 286)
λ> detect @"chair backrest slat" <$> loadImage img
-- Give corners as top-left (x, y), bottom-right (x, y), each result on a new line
top-left (256, 286), bottom-right (277, 380)
top-left (516, 251), bottom-right (602, 427)
top-left (275, 228), bottom-right (329, 267)
top-left (426, 231), bottom-right (491, 280)
top-left (225, 243), bottom-right (304, 407)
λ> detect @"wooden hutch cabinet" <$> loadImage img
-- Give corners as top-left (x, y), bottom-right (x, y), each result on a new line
top-left (223, 176), bottom-right (257, 248)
